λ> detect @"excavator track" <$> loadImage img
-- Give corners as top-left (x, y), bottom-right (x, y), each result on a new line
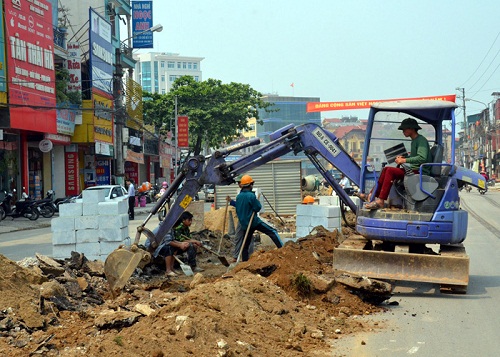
top-left (333, 234), bottom-right (469, 294)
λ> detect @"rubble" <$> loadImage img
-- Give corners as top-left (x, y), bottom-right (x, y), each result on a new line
top-left (0, 212), bottom-right (393, 356)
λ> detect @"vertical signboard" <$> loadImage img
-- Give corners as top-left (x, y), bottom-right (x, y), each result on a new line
top-left (66, 42), bottom-right (82, 93)
top-left (92, 92), bottom-right (113, 143)
top-left (0, 0), bottom-right (6, 103)
top-left (95, 159), bottom-right (111, 185)
top-left (65, 152), bottom-right (79, 196)
top-left (131, 1), bottom-right (153, 48)
top-left (177, 116), bottom-right (189, 148)
top-left (89, 8), bottom-right (113, 95)
top-left (4, 0), bottom-right (56, 132)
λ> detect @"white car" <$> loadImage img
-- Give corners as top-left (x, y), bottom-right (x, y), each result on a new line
top-left (75, 185), bottom-right (129, 202)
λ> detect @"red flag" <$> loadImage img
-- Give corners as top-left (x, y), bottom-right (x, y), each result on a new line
top-left (290, 83), bottom-right (294, 88)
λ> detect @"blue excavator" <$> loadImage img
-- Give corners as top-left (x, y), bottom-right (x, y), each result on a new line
top-left (105, 100), bottom-right (485, 293)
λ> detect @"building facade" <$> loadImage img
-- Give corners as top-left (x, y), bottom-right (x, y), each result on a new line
top-left (132, 52), bottom-right (204, 94)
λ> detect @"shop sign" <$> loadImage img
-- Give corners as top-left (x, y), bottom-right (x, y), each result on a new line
top-left (65, 152), bottom-right (80, 196)
top-left (39, 139), bottom-right (53, 153)
top-left (177, 116), bottom-right (189, 148)
top-left (5, 0), bottom-right (57, 132)
top-left (95, 141), bottom-right (113, 156)
top-left (89, 8), bottom-right (113, 94)
top-left (96, 159), bottom-right (111, 185)
top-left (56, 107), bottom-right (77, 136)
top-left (45, 133), bottom-right (71, 145)
top-left (66, 42), bottom-right (82, 93)
top-left (131, 1), bottom-right (153, 49)
top-left (126, 149), bottom-right (145, 164)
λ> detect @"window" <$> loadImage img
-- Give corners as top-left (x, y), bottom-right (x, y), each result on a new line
top-left (161, 89), bottom-right (165, 94)
top-left (193, 63), bottom-right (198, 70)
top-left (160, 61), bottom-right (165, 68)
top-left (182, 62), bottom-right (187, 69)
top-left (161, 75), bottom-right (165, 82)
top-left (188, 62), bottom-right (192, 69)
top-left (177, 62), bottom-right (181, 69)
top-left (169, 75), bottom-right (176, 82)
top-left (167, 61), bottom-right (175, 68)
top-left (194, 76), bottom-right (199, 82)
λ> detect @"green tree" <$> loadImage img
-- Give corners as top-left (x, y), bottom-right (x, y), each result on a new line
top-left (143, 76), bottom-right (273, 155)
top-left (55, 67), bottom-right (81, 106)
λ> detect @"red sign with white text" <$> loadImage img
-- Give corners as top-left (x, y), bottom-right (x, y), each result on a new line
top-left (177, 116), bottom-right (189, 148)
top-left (65, 152), bottom-right (79, 196)
top-left (5, 0), bottom-right (56, 132)
top-left (306, 95), bottom-right (457, 113)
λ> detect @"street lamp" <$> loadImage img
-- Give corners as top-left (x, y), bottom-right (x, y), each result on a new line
top-left (114, 24), bottom-right (163, 184)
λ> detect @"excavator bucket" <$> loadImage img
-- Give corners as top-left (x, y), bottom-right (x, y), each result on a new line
top-left (104, 224), bottom-right (158, 292)
top-left (104, 245), bottom-right (151, 292)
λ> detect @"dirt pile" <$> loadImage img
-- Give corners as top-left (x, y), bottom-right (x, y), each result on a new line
top-left (0, 221), bottom-right (391, 356)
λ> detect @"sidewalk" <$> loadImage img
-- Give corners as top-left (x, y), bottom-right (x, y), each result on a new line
top-left (0, 203), bottom-right (156, 234)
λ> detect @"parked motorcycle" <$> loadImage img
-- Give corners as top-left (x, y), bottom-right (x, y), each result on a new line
top-left (478, 187), bottom-right (487, 195)
top-left (34, 190), bottom-right (56, 218)
top-left (0, 190), bottom-right (39, 221)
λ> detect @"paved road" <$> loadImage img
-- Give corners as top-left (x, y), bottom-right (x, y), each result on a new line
top-left (334, 189), bottom-right (500, 356)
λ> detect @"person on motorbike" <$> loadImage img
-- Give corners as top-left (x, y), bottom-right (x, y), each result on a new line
top-left (156, 181), bottom-right (168, 199)
top-left (480, 171), bottom-right (489, 181)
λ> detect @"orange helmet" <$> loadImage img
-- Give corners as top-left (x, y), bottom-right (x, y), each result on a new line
top-left (302, 195), bottom-right (315, 204)
top-left (240, 175), bottom-right (254, 187)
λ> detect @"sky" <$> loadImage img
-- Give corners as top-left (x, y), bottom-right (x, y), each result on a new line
top-left (130, 0), bottom-right (500, 122)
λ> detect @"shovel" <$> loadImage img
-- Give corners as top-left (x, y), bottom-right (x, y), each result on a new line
top-left (178, 234), bottom-right (230, 267)
top-left (200, 244), bottom-right (230, 267)
top-left (217, 199), bottom-right (230, 254)
top-left (173, 255), bottom-right (194, 276)
top-left (227, 211), bottom-right (255, 272)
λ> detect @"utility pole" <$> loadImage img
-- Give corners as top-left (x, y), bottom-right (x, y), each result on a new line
top-left (114, 49), bottom-right (125, 185)
top-left (456, 87), bottom-right (467, 168)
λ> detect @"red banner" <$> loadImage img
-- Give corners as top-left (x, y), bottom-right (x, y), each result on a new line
top-left (177, 116), bottom-right (189, 148)
top-left (5, 0), bottom-right (57, 133)
top-left (306, 94), bottom-right (457, 113)
top-left (65, 152), bottom-right (80, 196)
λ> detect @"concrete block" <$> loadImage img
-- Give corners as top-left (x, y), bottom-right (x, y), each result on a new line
top-left (82, 203), bottom-right (99, 216)
top-left (76, 229), bottom-right (99, 244)
top-left (310, 216), bottom-right (341, 228)
top-left (296, 204), bottom-right (313, 216)
top-left (82, 189), bottom-right (106, 203)
top-left (76, 242), bottom-right (101, 257)
top-left (59, 202), bottom-right (83, 217)
top-left (51, 217), bottom-right (75, 232)
top-left (100, 241), bottom-right (126, 256)
top-left (75, 216), bottom-right (99, 230)
top-left (98, 227), bottom-right (129, 242)
top-left (318, 195), bottom-right (340, 206)
top-left (52, 244), bottom-right (76, 259)
top-left (52, 231), bottom-right (76, 245)
top-left (98, 200), bottom-right (128, 215)
top-left (97, 214), bottom-right (129, 229)
top-left (309, 205), bottom-right (341, 218)
top-left (296, 215), bottom-right (311, 227)
top-left (296, 226), bottom-right (312, 238)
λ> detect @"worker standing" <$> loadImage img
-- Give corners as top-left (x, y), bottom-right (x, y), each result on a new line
top-left (125, 178), bottom-right (136, 220)
top-left (227, 175), bottom-right (283, 261)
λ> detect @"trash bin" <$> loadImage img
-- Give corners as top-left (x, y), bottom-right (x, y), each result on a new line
top-left (139, 195), bottom-right (147, 207)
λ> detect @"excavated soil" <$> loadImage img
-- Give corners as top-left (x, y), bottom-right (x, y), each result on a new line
top-left (0, 211), bottom-right (390, 357)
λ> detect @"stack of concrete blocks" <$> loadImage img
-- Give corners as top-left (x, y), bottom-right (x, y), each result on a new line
top-left (51, 190), bottom-right (130, 261)
top-left (295, 195), bottom-right (342, 238)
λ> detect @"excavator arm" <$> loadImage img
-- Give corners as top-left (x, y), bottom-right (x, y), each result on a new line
top-left (104, 123), bottom-right (364, 291)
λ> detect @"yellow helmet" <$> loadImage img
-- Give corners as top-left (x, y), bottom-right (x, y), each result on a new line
top-left (302, 195), bottom-right (315, 204)
top-left (240, 175), bottom-right (254, 186)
